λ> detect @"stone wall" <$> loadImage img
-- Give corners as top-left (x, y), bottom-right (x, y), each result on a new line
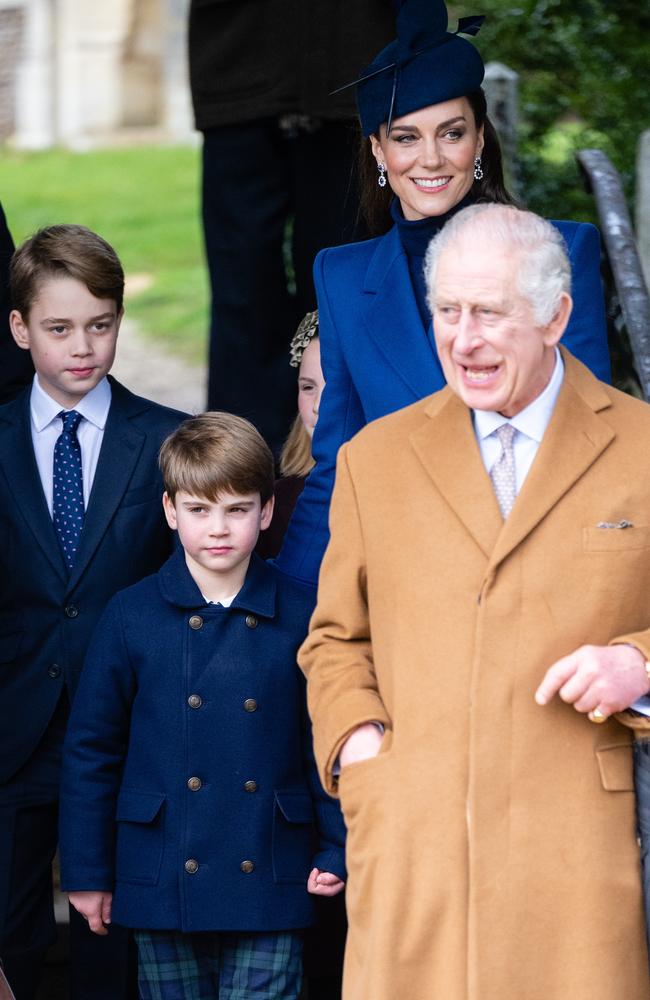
top-left (0, 5), bottom-right (24, 140)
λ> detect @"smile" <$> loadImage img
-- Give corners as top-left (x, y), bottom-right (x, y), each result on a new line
top-left (411, 177), bottom-right (451, 189)
top-left (463, 365), bottom-right (499, 382)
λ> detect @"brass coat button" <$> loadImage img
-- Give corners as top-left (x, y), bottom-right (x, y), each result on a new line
top-left (187, 694), bottom-right (202, 709)
top-left (184, 859), bottom-right (199, 874)
top-left (245, 614), bottom-right (258, 629)
top-left (243, 698), bottom-right (258, 712)
top-left (240, 860), bottom-right (255, 874)
top-left (243, 780), bottom-right (258, 793)
top-left (187, 776), bottom-right (202, 791)
top-left (189, 615), bottom-right (203, 630)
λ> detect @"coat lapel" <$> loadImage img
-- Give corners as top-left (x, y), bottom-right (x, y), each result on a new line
top-left (410, 389), bottom-right (503, 558)
top-left (363, 227), bottom-right (445, 401)
top-left (0, 390), bottom-right (67, 582)
top-left (67, 383), bottom-right (146, 591)
top-left (488, 355), bottom-right (615, 572)
top-left (409, 353), bottom-right (615, 566)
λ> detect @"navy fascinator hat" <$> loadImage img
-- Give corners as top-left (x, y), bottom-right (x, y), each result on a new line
top-left (338, 0), bottom-right (485, 136)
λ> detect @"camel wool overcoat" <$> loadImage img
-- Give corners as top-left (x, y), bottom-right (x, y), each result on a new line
top-left (299, 350), bottom-right (650, 1000)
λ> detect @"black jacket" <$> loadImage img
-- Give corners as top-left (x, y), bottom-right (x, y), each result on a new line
top-left (189, 0), bottom-right (395, 129)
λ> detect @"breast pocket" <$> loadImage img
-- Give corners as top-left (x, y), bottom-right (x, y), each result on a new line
top-left (115, 789), bottom-right (166, 885)
top-left (583, 525), bottom-right (650, 552)
top-left (272, 789), bottom-right (314, 884)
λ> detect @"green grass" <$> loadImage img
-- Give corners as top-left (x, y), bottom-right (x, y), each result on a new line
top-left (0, 145), bottom-right (208, 363)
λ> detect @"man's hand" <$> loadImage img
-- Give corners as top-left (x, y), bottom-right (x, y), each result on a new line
top-left (339, 722), bottom-right (384, 769)
top-left (307, 868), bottom-right (345, 897)
top-left (68, 891), bottom-right (113, 936)
top-left (535, 644), bottom-right (650, 719)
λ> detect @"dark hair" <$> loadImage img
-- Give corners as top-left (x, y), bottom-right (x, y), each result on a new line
top-left (357, 88), bottom-right (516, 236)
top-left (159, 411), bottom-right (275, 506)
top-left (10, 224), bottom-right (125, 318)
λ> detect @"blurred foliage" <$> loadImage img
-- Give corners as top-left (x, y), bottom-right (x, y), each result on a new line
top-left (453, 1), bottom-right (648, 222)
top-left (0, 144), bottom-right (208, 362)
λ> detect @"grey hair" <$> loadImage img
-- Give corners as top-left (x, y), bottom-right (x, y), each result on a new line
top-left (425, 204), bottom-right (572, 326)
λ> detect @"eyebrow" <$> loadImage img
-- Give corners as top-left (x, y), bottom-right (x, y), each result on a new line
top-left (391, 116), bottom-right (467, 133)
top-left (41, 311), bottom-right (115, 324)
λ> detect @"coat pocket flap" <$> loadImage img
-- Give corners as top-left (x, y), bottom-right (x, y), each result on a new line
top-left (116, 789), bottom-right (165, 823)
top-left (0, 630), bottom-right (23, 664)
top-left (596, 743), bottom-right (634, 791)
top-left (274, 790), bottom-right (314, 824)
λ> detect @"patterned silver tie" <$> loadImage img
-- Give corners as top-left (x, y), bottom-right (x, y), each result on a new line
top-left (490, 423), bottom-right (517, 519)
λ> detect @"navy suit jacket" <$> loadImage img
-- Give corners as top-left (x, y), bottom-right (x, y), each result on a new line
top-left (59, 550), bottom-right (346, 932)
top-left (0, 377), bottom-right (186, 783)
top-left (277, 220), bottom-right (612, 584)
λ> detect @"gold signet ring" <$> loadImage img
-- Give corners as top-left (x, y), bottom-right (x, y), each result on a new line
top-left (588, 708), bottom-right (607, 724)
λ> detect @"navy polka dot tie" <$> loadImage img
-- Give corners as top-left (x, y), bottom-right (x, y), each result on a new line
top-left (53, 410), bottom-right (85, 570)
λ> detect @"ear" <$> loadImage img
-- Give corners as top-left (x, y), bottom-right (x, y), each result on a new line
top-left (543, 291), bottom-right (573, 348)
top-left (476, 122), bottom-right (485, 157)
top-left (369, 133), bottom-right (384, 166)
top-left (162, 492), bottom-right (178, 531)
top-left (259, 495), bottom-right (275, 531)
top-left (9, 310), bottom-right (31, 351)
top-left (115, 307), bottom-right (124, 336)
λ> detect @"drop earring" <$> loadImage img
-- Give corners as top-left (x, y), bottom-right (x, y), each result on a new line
top-left (474, 155), bottom-right (484, 181)
top-left (377, 162), bottom-right (387, 188)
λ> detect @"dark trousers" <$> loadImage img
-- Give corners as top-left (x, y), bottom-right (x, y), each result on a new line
top-left (0, 699), bottom-right (136, 1000)
top-left (634, 738), bottom-right (650, 967)
top-left (201, 117), bottom-right (362, 455)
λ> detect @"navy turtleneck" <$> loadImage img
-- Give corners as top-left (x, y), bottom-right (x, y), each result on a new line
top-left (391, 192), bottom-right (475, 328)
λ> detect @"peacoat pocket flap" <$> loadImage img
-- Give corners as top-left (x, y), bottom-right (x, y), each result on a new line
top-left (596, 743), bottom-right (635, 791)
top-left (274, 790), bottom-right (314, 824)
top-left (116, 789), bottom-right (166, 823)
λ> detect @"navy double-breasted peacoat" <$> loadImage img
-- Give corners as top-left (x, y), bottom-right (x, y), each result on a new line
top-left (59, 548), bottom-right (346, 932)
top-left (277, 220), bottom-right (612, 584)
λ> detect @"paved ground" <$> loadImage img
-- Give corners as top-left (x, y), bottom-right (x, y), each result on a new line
top-left (111, 318), bottom-right (207, 414)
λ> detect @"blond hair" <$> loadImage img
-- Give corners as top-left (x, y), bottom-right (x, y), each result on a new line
top-left (159, 412), bottom-right (274, 504)
top-left (279, 414), bottom-right (315, 478)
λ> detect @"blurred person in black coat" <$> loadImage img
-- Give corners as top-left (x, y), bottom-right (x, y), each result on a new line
top-left (188, 0), bottom-right (395, 455)
top-left (0, 204), bottom-right (33, 404)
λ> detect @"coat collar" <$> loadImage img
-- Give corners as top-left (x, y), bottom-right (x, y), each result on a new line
top-left (0, 387), bottom-right (68, 582)
top-left (362, 226), bottom-right (445, 400)
top-left (410, 349), bottom-right (615, 570)
top-left (158, 547), bottom-right (277, 617)
top-left (66, 378), bottom-right (151, 591)
top-left (0, 379), bottom-right (171, 592)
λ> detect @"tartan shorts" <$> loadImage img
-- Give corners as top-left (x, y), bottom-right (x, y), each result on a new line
top-left (134, 927), bottom-right (303, 1000)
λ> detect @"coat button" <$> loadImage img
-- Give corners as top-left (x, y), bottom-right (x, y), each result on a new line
top-left (187, 694), bottom-right (202, 709)
top-left (189, 615), bottom-right (203, 630)
top-left (245, 614), bottom-right (258, 629)
top-left (64, 605), bottom-right (79, 619)
top-left (240, 860), bottom-right (255, 874)
top-left (47, 664), bottom-right (61, 679)
top-left (187, 776), bottom-right (202, 791)
top-left (243, 698), bottom-right (258, 712)
top-left (184, 859), bottom-right (199, 874)
top-left (243, 780), bottom-right (258, 793)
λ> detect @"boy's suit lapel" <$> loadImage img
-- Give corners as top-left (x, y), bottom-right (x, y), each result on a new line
top-left (363, 226), bottom-right (445, 401)
top-left (68, 380), bottom-right (146, 591)
top-left (0, 390), bottom-right (68, 582)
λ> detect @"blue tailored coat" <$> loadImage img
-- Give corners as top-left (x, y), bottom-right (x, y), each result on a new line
top-left (276, 220), bottom-right (612, 584)
top-left (0, 378), bottom-right (185, 783)
top-left (59, 549), bottom-right (346, 933)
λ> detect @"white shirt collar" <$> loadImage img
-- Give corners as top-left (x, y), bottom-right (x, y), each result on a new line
top-left (473, 348), bottom-right (564, 444)
top-left (30, 374), bottom-right (112, 431)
